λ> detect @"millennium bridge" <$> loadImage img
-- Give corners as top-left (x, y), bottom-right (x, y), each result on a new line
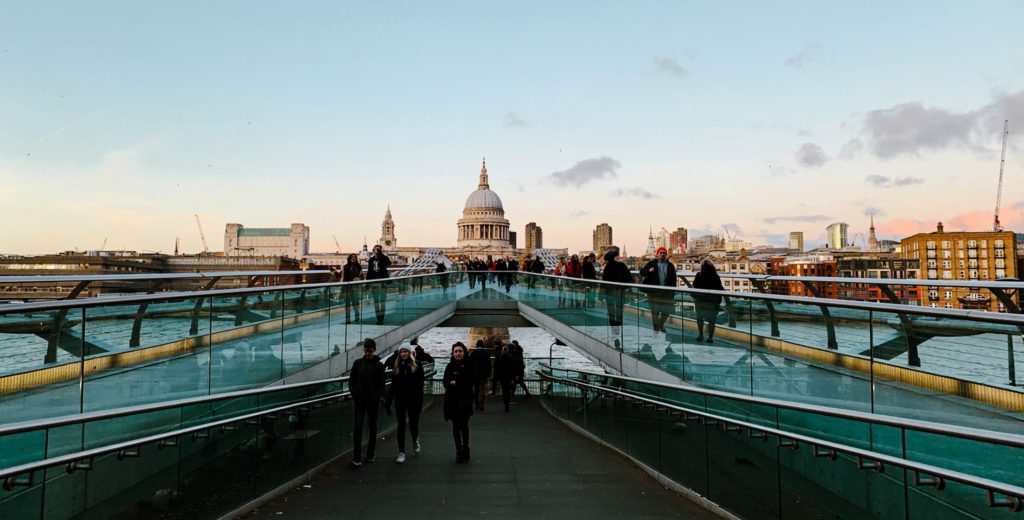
top-left (0, 270), bottom-right (1022, 518)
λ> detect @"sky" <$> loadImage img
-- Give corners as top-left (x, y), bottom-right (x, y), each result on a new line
top-left (2, 1), bottom-right (1024, 256)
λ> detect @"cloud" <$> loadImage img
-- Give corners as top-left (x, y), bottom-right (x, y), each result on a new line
top-left (547, 156), bottom-right (621, 188)
top-left (784, 42), bottom-right (821, 69)
top-left (865, 175), bottom-right (891, 187)
top-left (863, 207), bottom-right (886, 217)
top-left (894, 176), bottom-right (924, 186)
top-left (503, 112), bottom-right (528, 128)
top-left (852, 88), bottom-right (1024, 159)
top-left (794, 142), bottom-right (828, 168)
top-left (838, 139), bottom-right (863, 160)
top-left (610, 187), bottom-right (659, 199)
top-left (654, 58), bottom-right (687, 78)
top-left (1013, 200), bottom-right (1024, 211)
top-left (865, 175), bottom-right (925, 188)
top-left (569, 209), bottom-right (589, 219)
top-left (762, 215), bottom-right (830, 224)
top-left (767, 164), bottom-right (795, 177)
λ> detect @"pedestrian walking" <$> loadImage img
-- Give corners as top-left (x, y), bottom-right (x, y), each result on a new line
top-left (469, 340), bottom-right (492, 410)
top-left (443, 342), bottom-right (475, 463)
top-left (639, 246), bottom-right (678, 339)
top-left (435, 260), bottom-right (449, 293)
top-left (582, 253), bottom-right (598, 307)
top-left (693, 259), bottom-right (726, 343)
top-left (505, 254), bottom-right (519, 292)
top-left (509, 340), bottom-right (531, 399)
top-left (367, 245), bottom-right (391, 325)
top-left (385, 344), bottom-right (425, 464)
top-left (492, 345), bottom-right (516, 411)
top-left (600, 249), bottom-right (632, 328)
top-left (342, 253), bottom-right (362, 323)
top-left (349, 339), bottom-right (384, 468)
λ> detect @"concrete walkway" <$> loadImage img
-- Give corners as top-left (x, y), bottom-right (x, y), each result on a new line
top-left (243, 396), bottom-right (720, 519)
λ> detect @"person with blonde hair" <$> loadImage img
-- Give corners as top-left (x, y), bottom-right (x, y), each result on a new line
top-left (385, 344), bottom-right (424, 463)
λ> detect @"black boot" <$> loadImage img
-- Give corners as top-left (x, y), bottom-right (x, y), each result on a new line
top-left (464, 445), bottom-right (470, 462)
top-left (455, 445), bottom-right (465, 463)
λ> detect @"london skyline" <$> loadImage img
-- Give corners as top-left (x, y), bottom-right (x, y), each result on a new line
top-left (2, 1), bottom-right (1024, 256)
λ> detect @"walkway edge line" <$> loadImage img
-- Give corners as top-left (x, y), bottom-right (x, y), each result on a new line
top-left (537, 397), bottom-right (739, 520)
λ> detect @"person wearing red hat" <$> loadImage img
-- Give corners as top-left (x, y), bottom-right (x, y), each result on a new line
top-left (639, 246), bottom-right (678, 340)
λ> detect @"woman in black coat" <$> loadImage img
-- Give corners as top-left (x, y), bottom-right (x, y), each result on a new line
top-left (443, 342), bottom-right (476, 463)
top-left (385, 345), bottom-right (424, 464)
top-left (692, 259), bottom-right (725, 343)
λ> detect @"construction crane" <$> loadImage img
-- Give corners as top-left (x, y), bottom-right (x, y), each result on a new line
top-left (100, 238), bottom-right (108, 250)
top-left (332, 235), bottom-right (342, 254)
top-left (993, 120), bottom-right (1009, 232)
top-left (722, 225), bottom-right (734, 241)
top-left (194, 214), bottom-right (209, 254)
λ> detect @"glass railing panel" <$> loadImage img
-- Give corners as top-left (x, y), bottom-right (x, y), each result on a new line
top-left (774, 407), bottom-right (874, 452)
top-left (778, 448), bottom-right (903, 519)
top-left (904, 429), bottom-right (1024, 487)
top-left (0, 429), bottom-right (45, 469)
top-left (684, 293), bottom-right (752, 396)
top-left (704, 416), bottom-right (781, 518)
top-left (907, 479), bottom-right (1018, 520)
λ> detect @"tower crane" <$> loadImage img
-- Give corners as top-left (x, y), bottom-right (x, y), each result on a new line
top-left (332, 235), bottom-right (342, 254)
top-left (194, 214), bottom-right (210, 254)
top-left (994, 120), bottom-right (1009, 232)
top-left (722, 225), bottom-right (734, 241)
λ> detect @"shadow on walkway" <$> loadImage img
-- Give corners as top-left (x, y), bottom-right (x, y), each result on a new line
top-left (243, 396), bottom-right (719, 519)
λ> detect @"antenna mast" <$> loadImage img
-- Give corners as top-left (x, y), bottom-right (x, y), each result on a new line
top-left (994, 120), bottom-right (1009, 232)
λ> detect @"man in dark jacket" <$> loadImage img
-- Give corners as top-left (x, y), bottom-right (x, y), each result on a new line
top-left (639, 246), bottom-right (678, 336)
top-left (349, 338), bottom-right (385, 467)
top-left (366, 245), bottom-right (391, 325)
top-left (600, 249), bottom-right (632, 327)
top-left (469, 340), bottom-right (492, 411)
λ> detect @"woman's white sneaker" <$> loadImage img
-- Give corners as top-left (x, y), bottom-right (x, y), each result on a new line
top-left (395, 452), bottom-right (406, 464)
top-left (414, 440), bottom-right (422, 454)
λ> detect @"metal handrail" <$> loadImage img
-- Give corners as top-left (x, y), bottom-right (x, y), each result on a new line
top-left (0, 391), bottom-right (348, 484)
top-left (541, 371), bottom-right (1024, 507)
top-left (521, 272), bottom-right (1024, 326)
top-left (0, 375), bottom-right (347, 436)
top-left (0, 271), bottom-right (444, 314)
top-left (0, 368), bottom-right (435, 485)
top-left (537, 364), bottom-right (1024, 448)
top-left (2, 271), bottom-right (1023, 327)
top-left (0, 271), bottom-right (331, 284)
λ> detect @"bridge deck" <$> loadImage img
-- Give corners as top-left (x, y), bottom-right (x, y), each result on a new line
top-left (243, 397), bottom-right (717, 519)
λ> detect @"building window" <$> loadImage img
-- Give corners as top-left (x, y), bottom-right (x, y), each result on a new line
top-left (981, 240), bottom-right (988, 247)
top-left (994, 240), bottom-right (1005, 248)
top-left (942, 270), bottom-right (952, 279)
top-left (930, 303), bottom-right (938, 308)
top-left (926, 241), bottom-right (936, 249)
top-left (927, 269), bottom-right (937, 279)
top-left (942, 250), bottom-right (951, 259)
top-left (968, 240), bottom-right (977, 248)
top-left (959, 270), bottom-right (965, 279)
top-left (941, 240), bottom-right (951, 249)
top-left (945, 303), bottom-right (953, 309)
top-left (969, 270), bottom-right (978, 279)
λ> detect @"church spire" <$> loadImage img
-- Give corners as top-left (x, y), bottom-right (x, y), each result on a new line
top-left (478, 157), bottom-right (489, 190)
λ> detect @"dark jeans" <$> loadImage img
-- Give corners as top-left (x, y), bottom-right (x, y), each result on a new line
top-left (649, 298), bottom-right (673, 332)
top-left (696, 304), bottom-right (719, 338)
top-left (352, 399), bottom-right (379, 461)
top-left (345, 292), bottom-right (360, 322)
top-left (452, 416), bottom-right (470, 452)
top-left (498, 379), bottom-right (514, 410)
top-left (512, 373), bottom-right (530, 397)
top-left (604, 291), bottom-right (624, 326)
top-left (395, 397), bottom-right (422, 453)
top-left (371, 286), bottom-right (387, 324)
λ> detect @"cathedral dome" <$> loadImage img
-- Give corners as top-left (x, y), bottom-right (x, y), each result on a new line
top-left (464, 189), bottom-right (504, 211)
